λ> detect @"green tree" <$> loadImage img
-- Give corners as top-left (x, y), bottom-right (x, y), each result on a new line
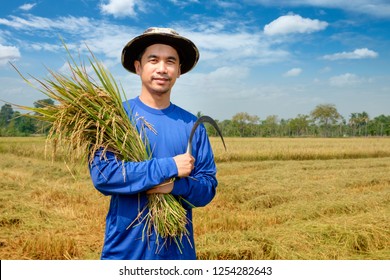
top-left (349, 111), bottom-right (369, 136)
top-left (33, 98), bottom-right (55, 134)
top-left (232, 112), bottom-right (260, 137)
top-left (289, 114), bottom-right (310, 136)
top-left (13, 111), bottom-right (37, 135)
top-left (310, 104), bottom-right (342, 137)
top-left (219, 119), bottom-right (238, 137)
top-left (0, 104), bottom-right (14, 127)
top-left (262, 115), bottom-right (279, 137)
top-left (33, 98), bottom-right (55, 110)
top-left (368, 115), bottom-right (390, 136)
top-left (349, 112), bottom-right (359, 136)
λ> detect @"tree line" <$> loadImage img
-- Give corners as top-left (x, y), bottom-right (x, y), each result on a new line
top-left (1, 100), bottom-right (389, 137)
top-left (0, 99), bottom-right (54, 136)
top-left (203, 104), bottom-right (390, 138)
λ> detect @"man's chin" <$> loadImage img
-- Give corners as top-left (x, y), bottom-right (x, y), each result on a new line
top-left (151, 89), bottom-right (170, 96)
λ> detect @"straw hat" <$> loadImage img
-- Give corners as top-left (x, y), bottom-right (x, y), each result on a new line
top-left (121, 27), bottom-right (199, 75)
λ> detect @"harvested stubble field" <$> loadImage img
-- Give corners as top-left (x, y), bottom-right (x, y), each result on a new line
top-left (0, 137), bottom-right (389, 260)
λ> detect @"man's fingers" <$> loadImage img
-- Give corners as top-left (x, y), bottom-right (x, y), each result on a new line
top-left (173, 153), bottom-right (196, 177)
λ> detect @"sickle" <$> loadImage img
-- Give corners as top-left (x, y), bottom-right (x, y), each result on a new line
top-left (186, 115), bottom-right (227, 155)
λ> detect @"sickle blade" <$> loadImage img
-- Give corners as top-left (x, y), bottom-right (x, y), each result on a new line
top-left (186, 115), bottom-right (227, 155)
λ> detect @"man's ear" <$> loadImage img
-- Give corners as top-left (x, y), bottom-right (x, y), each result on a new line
top-left (134, 60), bottom-right (141, 75)
top-left (177, 65), bottom-right (181, 78)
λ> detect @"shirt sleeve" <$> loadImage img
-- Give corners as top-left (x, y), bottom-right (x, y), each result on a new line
top-left (170, 125), bottom-right (218, 207)
top-left (89, 150), bottom-right (178, 196)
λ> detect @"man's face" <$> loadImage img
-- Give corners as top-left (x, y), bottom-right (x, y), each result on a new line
top-left (134, 43), bottom-right (181, 96)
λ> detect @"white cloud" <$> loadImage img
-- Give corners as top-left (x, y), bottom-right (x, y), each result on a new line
top-left (283, 67), bottom-right (302, 77)
top-left (320, 66), bottom-right (332, 73)
top-left (323, 48), bottom-right (378, 60)
top-left (208, 66), bottom-right (250, 80)
top-left (264, 14), bottom-right (328, 36)
top-left (100, 0), bottom-right (142, 18)
top-left (29, 42), bottom-right (62, 52)
top-left (251, 0), bottom-right (390, 18)
top-left (0, 12), bottom-right (294, 74)
top-left (0, 12), bottom-right (291, 68)
top-left (0, 44), bottom-right (21, 66)
top-left (177, 66), bottom-right (250, 94)
top-left (214, 0), bottom-right (241, 9)
top-left (169, 0), bottom-right (200, 7)
top-left (0, 15), bottom-right (93, 33)
top-left (329, 73), bottom-right (362, 87)
top-left (19, 3), bottom-right (37, 11)
top-left (187, 30), bottom-right (290, 66)
top-left (0, 14), bottom-right (138, 61)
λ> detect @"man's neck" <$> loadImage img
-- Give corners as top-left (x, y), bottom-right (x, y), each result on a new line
top-left (139, 91), bottom-right (171, 109)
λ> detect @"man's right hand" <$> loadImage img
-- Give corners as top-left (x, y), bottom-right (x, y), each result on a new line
top-left (173, 153), bottom-right (195, 177)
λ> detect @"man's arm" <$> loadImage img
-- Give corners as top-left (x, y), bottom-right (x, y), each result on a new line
top-left (170, 126), bottom-right (218, 207)
top-left (146, 153), bottom-right (195, 194)
top-left (89, 149), bottom-right (178, 195)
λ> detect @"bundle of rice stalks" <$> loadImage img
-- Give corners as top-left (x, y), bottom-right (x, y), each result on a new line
top-left (12, 45), bottom-right (189, 250)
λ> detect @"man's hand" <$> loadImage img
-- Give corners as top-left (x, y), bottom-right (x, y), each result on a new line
top-left (173, 153), bottom-right (195, 177)
top-left (146, 153), bottom-right (194, 194)
top-left (146, 180), bottom-right (174, 194)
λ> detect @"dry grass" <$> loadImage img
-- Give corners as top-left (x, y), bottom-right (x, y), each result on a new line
top-left (212, 137), bottom-right (390, 162)
top-left (1, 137), bottom-right (390, 259)
top-left (195, 137), bottom-right (390, 259)
top-left (0, 137), bottom-right (106, 259)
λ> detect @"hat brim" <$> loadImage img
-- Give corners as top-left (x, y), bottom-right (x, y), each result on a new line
top-left (121, 33), bottom-right (199, 75)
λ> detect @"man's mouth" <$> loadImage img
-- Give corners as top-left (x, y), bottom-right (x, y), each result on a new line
top-left (153, 77), bottom-right (170, 84)
top-left (152, 75), bottom-right (170, 81)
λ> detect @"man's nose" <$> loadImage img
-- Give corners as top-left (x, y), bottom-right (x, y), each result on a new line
top-left (156, 61), bottom-right (168, 73)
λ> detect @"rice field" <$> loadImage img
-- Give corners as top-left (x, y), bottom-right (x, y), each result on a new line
top-left (0, 137), bottom-right (389, 259)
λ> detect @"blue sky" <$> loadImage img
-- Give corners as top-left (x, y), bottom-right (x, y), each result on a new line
top-left (1, 0), bottom-right (390, 121)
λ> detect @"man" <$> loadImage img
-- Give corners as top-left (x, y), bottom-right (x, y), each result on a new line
top-left (89, 27), bottom-right (218, 260)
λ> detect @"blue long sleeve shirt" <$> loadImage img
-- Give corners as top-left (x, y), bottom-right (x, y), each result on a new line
top-left (88, 96), bottom-right (218, 260)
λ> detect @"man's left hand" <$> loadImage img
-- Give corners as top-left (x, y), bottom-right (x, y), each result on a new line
top-left (146, 180), bottom-right (174, 194)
